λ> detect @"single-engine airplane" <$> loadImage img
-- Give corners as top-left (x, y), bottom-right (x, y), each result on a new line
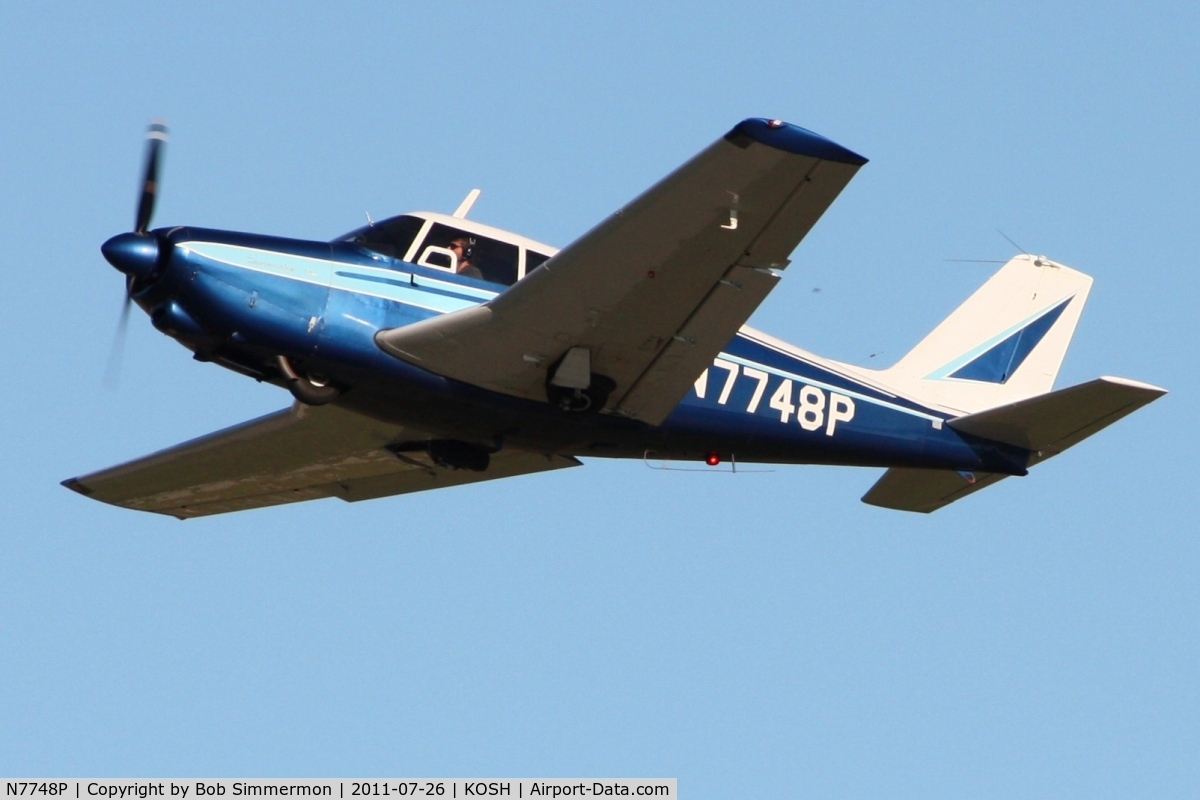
top-left (64, 118), bottom-right (1165, 518)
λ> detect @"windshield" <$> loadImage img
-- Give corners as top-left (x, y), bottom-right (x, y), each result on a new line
top-left (339, 214), bottom-right (532, 286)
top-left (337, 214), bottom-right (425, 259)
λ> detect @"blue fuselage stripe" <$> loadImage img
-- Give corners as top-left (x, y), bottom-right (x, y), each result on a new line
top-left (185, 241), bottom-right (496, 315)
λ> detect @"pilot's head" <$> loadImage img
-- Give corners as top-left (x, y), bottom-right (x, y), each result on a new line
top-left (448, 236), bottom-right (476, 271)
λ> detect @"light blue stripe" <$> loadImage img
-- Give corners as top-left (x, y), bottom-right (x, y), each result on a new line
top-left (185, 242), bottom-right (494, 315)
top-left (924, 296), bottom-right (1074, 380)
top-left (329, 270), bottom-right (477, 314)
top-left (186, 242), bottom-right (335, 285)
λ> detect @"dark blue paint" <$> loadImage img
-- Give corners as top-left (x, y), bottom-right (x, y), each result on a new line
top-left (150, 300), bottom-right (206, 341)
top-left (727, 118), bottom-right (868, 166)
top-left (101, 232), bottom-right (160, 279)
top-left (723, 334), bottom-right (941, 415)
top-left (951, 297), bottom-right (1071, 383)
top-left (672, 355), bottom-right (1026, 474)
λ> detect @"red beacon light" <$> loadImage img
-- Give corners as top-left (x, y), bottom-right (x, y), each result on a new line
top-left (705, 450), bottom-right (721, 467)
top-left (767, 119), bottom-right (784, 128)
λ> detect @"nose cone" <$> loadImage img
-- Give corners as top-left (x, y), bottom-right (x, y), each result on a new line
top-left (101, 232), bottom-right (160, 280)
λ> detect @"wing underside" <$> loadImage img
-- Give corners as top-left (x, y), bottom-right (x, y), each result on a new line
top-left (63, 403), bottom-right (580, 518)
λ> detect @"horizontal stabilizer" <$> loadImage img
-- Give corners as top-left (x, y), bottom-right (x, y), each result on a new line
top-left (947, 375), bottom-right (1166, 463)
top-left (862, 468), bottom-right (1008, 513)
top-left (863, 375), bottom-right (1165, 512)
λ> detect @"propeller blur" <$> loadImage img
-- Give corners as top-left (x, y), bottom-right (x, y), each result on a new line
top-left (101, 123), bottom-right (169, 386)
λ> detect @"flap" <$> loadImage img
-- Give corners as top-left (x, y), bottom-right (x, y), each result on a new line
top-left (376, 118), bottom-right (866, 425)
top-left (63, 403), bottom-right (580, 518)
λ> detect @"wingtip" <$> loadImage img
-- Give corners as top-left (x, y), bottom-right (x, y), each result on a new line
top-left (728, 118), bottom-right (868, 166)
top-left (1098, 375), bottom-right (1169, 396)
top-left (61, 477), bottom-right (94, 496)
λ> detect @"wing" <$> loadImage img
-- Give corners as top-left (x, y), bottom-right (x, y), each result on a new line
top-left (377, 118), bottom-right (867, 424)
top-left (62, 403), bottom-right (580, 518)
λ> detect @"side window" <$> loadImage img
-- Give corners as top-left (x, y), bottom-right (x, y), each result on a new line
top-left (525, 251), bottom-right (551, 274)
top-left (416, 243), bottom-right (458, 271)
top-left (415, 223), bottom-right (520, 286)
top-left (338, 214), bottom-right (426, 260)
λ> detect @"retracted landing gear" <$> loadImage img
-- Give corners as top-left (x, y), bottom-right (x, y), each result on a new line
top-left (546, 378), bottom-right (616, 413)
top-left (276, 355), bottom-right (342, 406)
top-left (545, 346), bottom-right (615, 413)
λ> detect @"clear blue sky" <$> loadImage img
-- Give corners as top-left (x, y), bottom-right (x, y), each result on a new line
top-left (1, 2), bottom-right (1197, 796)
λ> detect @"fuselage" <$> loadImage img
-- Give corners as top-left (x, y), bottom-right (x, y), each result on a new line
top-left (113, 218), bottom-right (1031, 477)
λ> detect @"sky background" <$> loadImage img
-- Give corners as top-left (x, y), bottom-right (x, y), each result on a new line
top-left (1, 2), bottom-right (1197, 796)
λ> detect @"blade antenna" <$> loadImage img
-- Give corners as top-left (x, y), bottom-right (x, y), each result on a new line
top-left (452, 188), bottom-right (481, 219)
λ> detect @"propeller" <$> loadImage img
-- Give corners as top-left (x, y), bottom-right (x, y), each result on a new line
top-left (102, 122), bottom-right (168, 387)
top-left (135, 122), bottom-right (168, 234)
top-left (102, 279), bottom-right (134, 389)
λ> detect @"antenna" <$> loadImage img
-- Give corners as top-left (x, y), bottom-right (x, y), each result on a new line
top-left (996, 228), bottom-right (1028, 254)
top-left (942, 230), bottom-right (1032, 265)
top-left (452, 188), bottom-right (481, 219)
top-left (993, 230), bottom-right (1050, 266)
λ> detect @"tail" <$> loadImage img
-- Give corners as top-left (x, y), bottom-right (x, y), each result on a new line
top-left (855, 254), bottom-right (1167, 513)
top-left (862, 376), bottom-right (1166, 512)
top-left (877, 254), bottom-right (1092, 414)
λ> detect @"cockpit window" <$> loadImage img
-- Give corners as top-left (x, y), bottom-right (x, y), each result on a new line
top-left (338, 214), bottom-right (529, 286)
top-left (337, 214), bottom-right (425, 259)
top-left (526, 251), bottom-right (551, 273)
top-left (414, 223), bottom-right (520, 286)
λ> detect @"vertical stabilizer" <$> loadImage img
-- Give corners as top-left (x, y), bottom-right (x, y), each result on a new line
top-left (878, 255), bottom-right (1092, 413)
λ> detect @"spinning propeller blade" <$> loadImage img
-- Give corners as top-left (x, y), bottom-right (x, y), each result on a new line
top-left (103, 286), bottom-right (134, 389)
top-left (105, 122), bottom-right (169, 386)
top-left (135, 122), bottom-right (168, 234)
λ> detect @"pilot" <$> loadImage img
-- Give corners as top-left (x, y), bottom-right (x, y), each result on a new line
top-left (448, 236), bottom-right (483, 279)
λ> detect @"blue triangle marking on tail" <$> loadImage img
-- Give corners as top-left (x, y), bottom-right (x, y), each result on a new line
top-left (945, 297), bottom-right (1072, 384)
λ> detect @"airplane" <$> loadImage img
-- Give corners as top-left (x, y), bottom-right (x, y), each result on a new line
top-left (63, 118), bottom-right (1166, 518)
